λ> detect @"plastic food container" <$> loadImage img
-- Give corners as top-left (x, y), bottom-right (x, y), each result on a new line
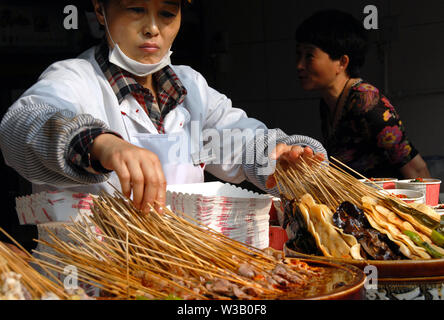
top-left (396, 179), bottom-right (442, 206)
top-left (359, 178), bottom-right (398, 190)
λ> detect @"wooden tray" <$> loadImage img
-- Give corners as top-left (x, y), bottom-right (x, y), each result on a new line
top-left (284, 244), bottom-right (444, 279)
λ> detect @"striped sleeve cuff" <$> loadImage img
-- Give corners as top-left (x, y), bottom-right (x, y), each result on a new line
top-left (242, 128), bottom-right (327, 196)
top-left (0, 103), bottom-right (117, 186)
top-left (68, 128), bottom-right (122, 175)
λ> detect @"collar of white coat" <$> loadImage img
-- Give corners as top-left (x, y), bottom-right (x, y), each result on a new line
top-left (120, 98), bottom-right (191, 135)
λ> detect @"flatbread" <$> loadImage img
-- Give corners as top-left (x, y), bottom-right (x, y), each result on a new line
top-left (299, 203), bottom-right (332, 257)
top-left (364, 211), bottom-right (414, 259)
top-left (299, 195), bottom-right (357, 259)
top-left (365, 204), bottom-right (431, 259)
top-left (374, 205), bottom-right (431, 243)
top-left (349, 244), bottom-right (363, 260)
top-left (308, 204), bottom-right (352, 258)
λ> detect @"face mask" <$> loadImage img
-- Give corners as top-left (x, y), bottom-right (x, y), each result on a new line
top-left (102, 8), bottom-right (172, 77)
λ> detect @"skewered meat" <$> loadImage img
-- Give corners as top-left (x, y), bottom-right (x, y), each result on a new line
top-left (273, 264), bottom-right (304, 285)
top-left (271, 274), bottom-right (289, 286)
top-left (242, 286), bottom-right (260, 297)
top-left (205, 279), bottom-right (252, 299)
top-left (238, 263), bottom-right (255, 278)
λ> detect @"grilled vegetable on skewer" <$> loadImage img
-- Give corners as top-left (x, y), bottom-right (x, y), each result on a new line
top-left (403, 230), bottom-right (444, 259)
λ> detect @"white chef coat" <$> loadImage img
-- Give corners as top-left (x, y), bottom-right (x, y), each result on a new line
top-left (5, 46), bottom-right (268, 196)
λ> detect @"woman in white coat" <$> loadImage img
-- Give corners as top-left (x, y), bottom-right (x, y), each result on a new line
top-left (0, 0), bottom-right (326, 216)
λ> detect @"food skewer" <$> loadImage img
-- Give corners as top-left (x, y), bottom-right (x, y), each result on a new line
top-left (273, 155), bottom-right (444, 261)
top-left (32, 189), bottom-right (324, 300)
top-left (0, 228), bottom-right (69, 300)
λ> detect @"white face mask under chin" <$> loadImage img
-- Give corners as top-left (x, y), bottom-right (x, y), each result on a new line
top-left (109, 45), bottom-right (172, 77)
top-left (102, 9), bottom-right (172, 77)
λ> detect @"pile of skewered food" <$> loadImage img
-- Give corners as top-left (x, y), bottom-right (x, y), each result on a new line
top-left (0, 230), bottom-right (91, 300)
top-left (274, 157), bottom-right (444, 261)
top-left (33, 190), bottom-right (335, 300)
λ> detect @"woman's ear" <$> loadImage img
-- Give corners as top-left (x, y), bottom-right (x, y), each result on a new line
top-left (92, 0), bottom-right (105, 26)
top-left (339, 55), bottom-right (350, 74)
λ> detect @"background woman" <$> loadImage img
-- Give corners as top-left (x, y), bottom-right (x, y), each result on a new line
top-left (295, 9), bottom-right (430, 179)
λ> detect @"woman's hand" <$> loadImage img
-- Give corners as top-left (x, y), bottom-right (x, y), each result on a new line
top-left (265, 144), bottom-right (325, 189)
top-left (91, 134), bottom-right (167, 213)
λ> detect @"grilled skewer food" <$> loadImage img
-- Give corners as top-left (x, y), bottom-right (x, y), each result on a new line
top-left (274, 157), bottom-right (444, 261)
top-left (33, 190), bottom-right (340, 300)
top-left (0, 229), bottom-right (85, 300)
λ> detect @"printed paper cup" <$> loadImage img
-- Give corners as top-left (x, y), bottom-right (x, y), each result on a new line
top-left (396, 179), bottom-right (442, 206)
top-left (359, 178), bottom-right (398, 190)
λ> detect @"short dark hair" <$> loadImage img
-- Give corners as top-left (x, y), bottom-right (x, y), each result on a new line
top-left (295, 9), bottom-right (369, 78)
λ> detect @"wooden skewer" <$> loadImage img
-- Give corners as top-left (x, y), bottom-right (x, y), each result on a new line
top-left (0, 238), bottom-right (69, 299)
top-left (30, 188), bottom-right (324, 300)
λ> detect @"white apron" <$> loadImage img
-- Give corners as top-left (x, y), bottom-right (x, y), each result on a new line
top-left (124, 105), bottom-right (205, 185)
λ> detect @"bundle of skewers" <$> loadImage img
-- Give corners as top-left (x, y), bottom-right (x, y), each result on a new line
top-left (274, 157), bottom-right (444, 261)
top-left (33, 190), bottom-right (326, 300)
top-left (0, 229), bottom-right (72, 300)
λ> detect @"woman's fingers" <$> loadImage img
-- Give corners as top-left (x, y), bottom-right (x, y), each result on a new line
top-left (315, 152), bottom-right (325, 162)
top-left (154, 165), bottom-right (167, 212)
top-left (126, 160), bottom-right (145, 209)
top-left (272, 144), bottom-right (307, 162)
top-left (114, 161), bottom-right (132, 198)
top-left (140, 158), bottom-right (167, 214)
top-left (287, 145), bottom-right (305, 161)
top-left (267, 145), bottom-right (324, 189)
top-left (93, 137), bottom-right (169, 213)
top-left (271, 143), bottom-right (290, 160)
top-left (303, 146), bottom-right (314, 157)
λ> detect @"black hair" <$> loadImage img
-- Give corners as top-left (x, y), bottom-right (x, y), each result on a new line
top-left (295, 9), bottom-right (369, 78)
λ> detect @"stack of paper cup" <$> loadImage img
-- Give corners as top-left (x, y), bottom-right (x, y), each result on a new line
top-left (166, 182), bottom-right (273, 249)
top-left (396, 178), bottom-right (442, 206)
top-left (15, 191), bottom-right (94, 225)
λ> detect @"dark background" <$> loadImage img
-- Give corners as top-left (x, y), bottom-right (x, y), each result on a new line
top-left (1, 0), bottom-right (444, 247)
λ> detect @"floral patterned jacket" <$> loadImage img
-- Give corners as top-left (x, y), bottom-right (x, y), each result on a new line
top-left (319, 80), bottom-right (418, 179)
